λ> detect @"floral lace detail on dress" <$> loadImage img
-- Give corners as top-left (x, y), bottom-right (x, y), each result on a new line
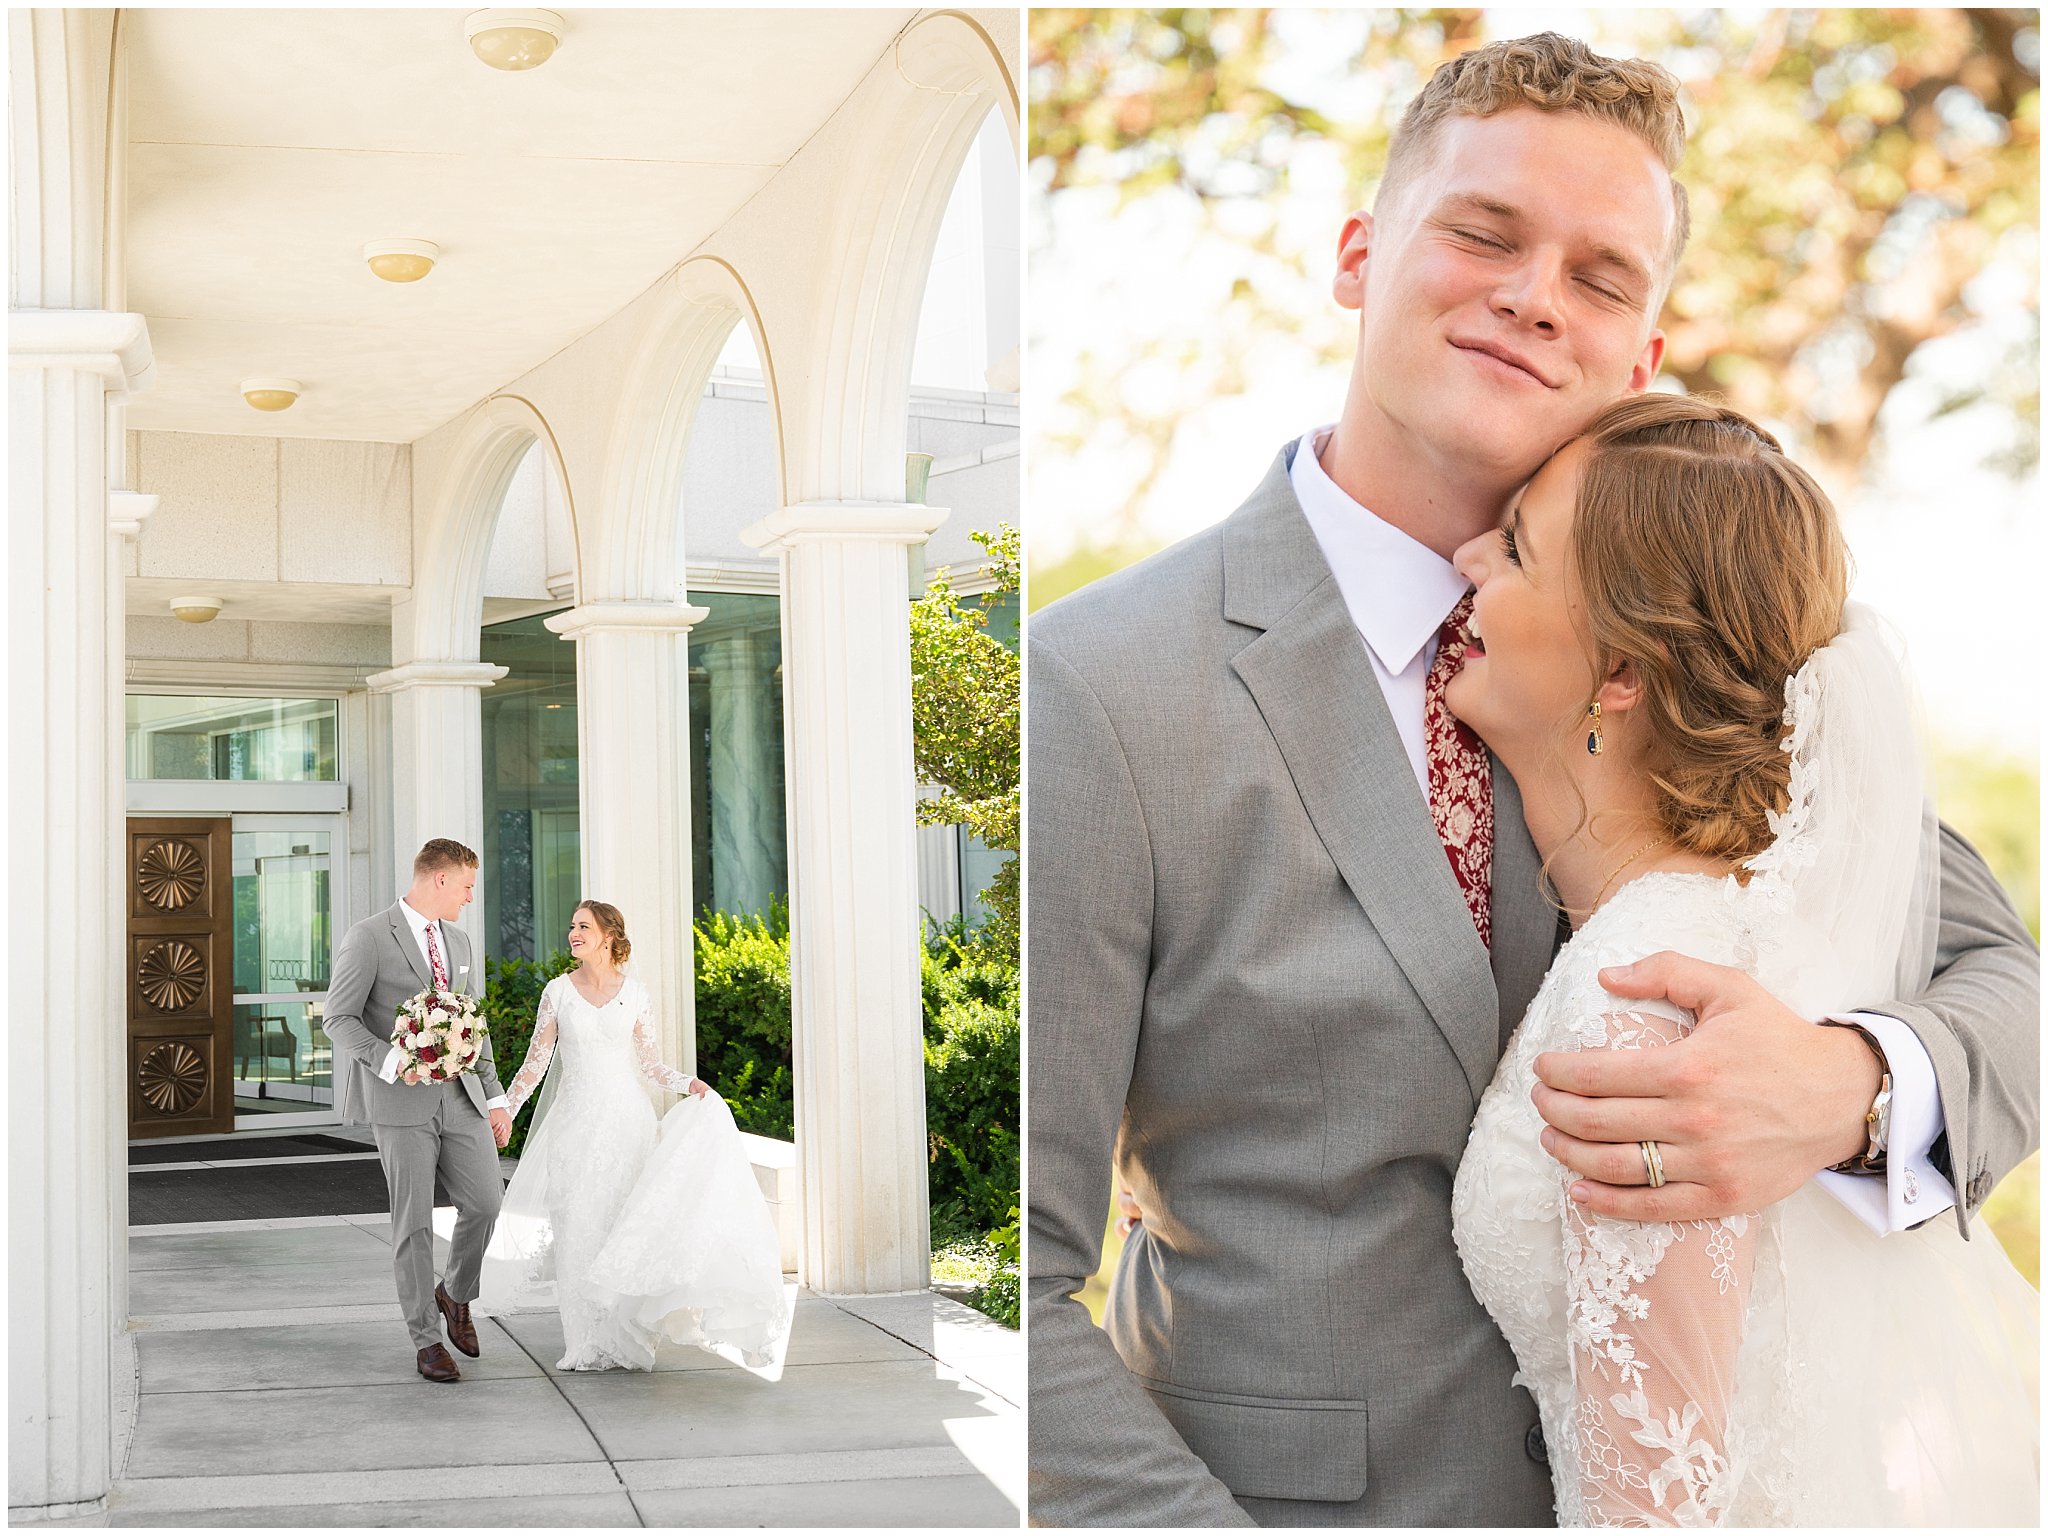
top-left (1451, 874), bottom-right (1766, 1528)
top-left (503, 981), bottom-right (559, 1117)
top-left (1558, 1006), bottom-right (1757, 1527)
top-left (632, 988), bottom-right (694, 1095)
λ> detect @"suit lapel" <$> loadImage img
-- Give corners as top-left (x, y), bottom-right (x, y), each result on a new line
top-left (388, 904), bottom-right (432, 991)
top-left (447, 924), bottom-right (473, 994)
top-left (1224, 448), bottom-right (1500, 1103)
top-left (1488, 761), bottom-right (1558, 1051)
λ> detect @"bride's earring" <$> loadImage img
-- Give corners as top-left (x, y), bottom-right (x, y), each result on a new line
top-left (1585, 701), bottom-right (1604, 756)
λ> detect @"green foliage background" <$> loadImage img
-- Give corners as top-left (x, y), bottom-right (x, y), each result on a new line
top-left (912, 525), bottom-right (1022, 958)
top-left (1029, 7), bottom-right (2039, 602)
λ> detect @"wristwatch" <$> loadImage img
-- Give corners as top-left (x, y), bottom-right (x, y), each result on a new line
top-left (1828, 1023), bottom-right (1892, 1175)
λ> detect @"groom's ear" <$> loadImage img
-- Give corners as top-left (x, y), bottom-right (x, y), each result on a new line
top-left (1332, 211), bottom-right (1374, 312)
top-left (1624, 329), bottom-right (1667, 393)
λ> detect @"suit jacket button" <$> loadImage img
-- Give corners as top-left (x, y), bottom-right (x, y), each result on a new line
top-left (1525, 1424), bottom-right (1548, 1465)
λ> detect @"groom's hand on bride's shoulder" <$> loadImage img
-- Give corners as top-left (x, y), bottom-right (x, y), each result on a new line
top-left (1529, 950), bottom-right (1881, 1224)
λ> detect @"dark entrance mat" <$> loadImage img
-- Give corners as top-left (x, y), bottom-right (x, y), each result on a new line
top-left (128, 1134), bottom-right (370, 1166)
top-left (127, 1159), bottom-right (450, 1226)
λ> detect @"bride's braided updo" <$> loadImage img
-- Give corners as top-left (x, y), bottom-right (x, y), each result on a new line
top-left (1570, 394), bottom-right (1848, 864)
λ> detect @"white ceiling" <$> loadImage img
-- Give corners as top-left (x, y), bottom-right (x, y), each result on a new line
top-left (121, 8), bottom-right (917, 443)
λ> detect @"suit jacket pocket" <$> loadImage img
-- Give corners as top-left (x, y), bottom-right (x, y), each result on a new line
top-left (1138, 1376), bottom-right (1369, 1504)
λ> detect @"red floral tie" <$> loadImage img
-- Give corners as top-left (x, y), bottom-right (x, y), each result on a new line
top-left (424, 922), bottom-right (450, 990)
top-left (1424, 591), bottom-right (1494, 947)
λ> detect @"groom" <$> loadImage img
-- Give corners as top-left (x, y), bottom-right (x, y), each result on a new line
top-left (325, 838), bottom-right (512, 1383)
top-left (1028, 33), bottom-right (2039, 1527)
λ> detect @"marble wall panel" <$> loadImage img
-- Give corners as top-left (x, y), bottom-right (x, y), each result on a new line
top-left (134, 432), bottom-right (279, 582)
top-left (681, 395), bottom-right (782, 562)
top-left (483, 443), bottom-right (550, 599)
top-left (279, 439), bottom-right (411, 587)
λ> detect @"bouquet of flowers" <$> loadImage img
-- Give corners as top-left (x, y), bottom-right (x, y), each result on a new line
top-left (392, 988), bottom-right (488, 1085)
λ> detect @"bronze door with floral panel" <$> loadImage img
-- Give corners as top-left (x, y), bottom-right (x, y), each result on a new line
top-left (127, 817), bottom-right (233, 1137)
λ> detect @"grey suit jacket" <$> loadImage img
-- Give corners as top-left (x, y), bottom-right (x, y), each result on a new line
top-left (323, 903), bottom-right (504, 1127)
top-left (1025, 445), bottom-right (2039, 1527)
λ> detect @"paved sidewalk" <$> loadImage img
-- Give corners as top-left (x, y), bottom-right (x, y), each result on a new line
top-left (87, 1213), bottom-right (1022, 1527)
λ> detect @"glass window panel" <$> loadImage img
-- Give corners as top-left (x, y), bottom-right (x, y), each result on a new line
top-left (126, 695), bottom-right (338, 782)
top-left (232, 830), bottom-right (334, 994)
top-left (481, 614), bottom-right (582, 964)
top-left (230, 1001), bottom-right (332, 1111)
top-left (689, 595), bottom-right (788, 919)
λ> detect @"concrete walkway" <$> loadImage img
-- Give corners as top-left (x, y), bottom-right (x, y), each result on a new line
top-left (91, 1212), bottom-right (1022, 1527)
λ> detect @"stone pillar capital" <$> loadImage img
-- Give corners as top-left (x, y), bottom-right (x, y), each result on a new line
top-left (741, 500), bottom-right (948, 552)
top-left (109, 490), bottom-right (158, 541)
top-left (542, 600), bottom-right (710, 642)
top-left (364, 660), bottom-right (509, 694)
top-left (9, 309), bottom-right (155, 393)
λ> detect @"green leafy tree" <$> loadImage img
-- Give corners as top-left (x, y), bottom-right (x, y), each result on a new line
top-left (911, 524), bottom-right (1021, 958)
top-left (1028, 7), bottom-right (2039, 599)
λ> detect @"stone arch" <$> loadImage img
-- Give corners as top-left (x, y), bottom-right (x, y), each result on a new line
top-left (783, 9), bottom-right (1014, 505)
top-left (406, 393), bottom-right (580, 662)
top-left (586, 255), bottom-right (781, 605)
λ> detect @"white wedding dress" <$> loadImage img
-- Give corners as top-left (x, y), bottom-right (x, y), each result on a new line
top-left (478, 973), bottom-right (791, 1371)
top-left (1451, 611), bottom-right (2039, 1525)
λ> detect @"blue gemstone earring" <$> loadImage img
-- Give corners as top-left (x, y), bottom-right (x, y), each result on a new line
top-left (1586, 701), bottom-right (1604, 756)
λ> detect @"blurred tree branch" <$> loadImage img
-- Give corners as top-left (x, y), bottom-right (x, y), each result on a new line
top-left (1030, 7), bottom-right (2040, 512)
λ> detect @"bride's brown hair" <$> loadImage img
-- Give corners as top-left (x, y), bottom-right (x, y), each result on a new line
top-left (1570, 394), bottom-right (1848, 863)
top-left (574, 900), bottom-right (631, 966)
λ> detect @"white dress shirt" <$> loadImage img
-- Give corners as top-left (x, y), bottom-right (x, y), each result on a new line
top-left (1288, 426), bottom-right (1948, 1233)
top-left (379, 898), bottom-right (509, 1113)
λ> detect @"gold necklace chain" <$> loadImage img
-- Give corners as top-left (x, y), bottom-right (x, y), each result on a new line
top-left (1587, 833), bottom-right (1673, 918)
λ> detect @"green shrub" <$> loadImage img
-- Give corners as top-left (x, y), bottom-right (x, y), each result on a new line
top-left (923, 934), bottom-right (1021, 1245)
top-left (693, 902), bottom-right (796, 1138)
top-left (478, 951), bottom-right (574, 1160)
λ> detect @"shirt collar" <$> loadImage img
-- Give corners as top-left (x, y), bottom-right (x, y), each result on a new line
top-left (1289, 426), bottom-right (1470, 675)
top-left (398, 898), bottom-right (436, 940)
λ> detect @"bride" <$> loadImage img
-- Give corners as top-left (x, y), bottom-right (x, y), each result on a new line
top-left (479, 899), bottom-right (790, 1371)
top-left (1444, 393), bottom-right (2037, 1525)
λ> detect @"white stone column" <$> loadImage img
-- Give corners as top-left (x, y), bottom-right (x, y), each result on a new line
top-left (742, 501), bottom-right (946, 1295)
top-left (364, 661), bottom-right (507, 957)
top-left (543, 601), bottom-right (707, 1079)
top-left (9, 306), bottom-right (153, 1518)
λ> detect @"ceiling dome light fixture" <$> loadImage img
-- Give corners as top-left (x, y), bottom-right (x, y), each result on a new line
top-left (363, 238), bottom-right (439, 283)
top-left (465, 9), bottom-right (563, 71)
top-left (240, 377), bottom-right (301, 412)
top-left (170, 596), bottom-right (223, 624)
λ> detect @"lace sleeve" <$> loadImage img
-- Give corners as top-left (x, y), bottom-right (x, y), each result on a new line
top-left (1561, 1007), bottom-right (1758, 1527)
top-left (631, 984), bottom-right (694, 1095)
top-left (504, 982), bottom-right (559, 1118)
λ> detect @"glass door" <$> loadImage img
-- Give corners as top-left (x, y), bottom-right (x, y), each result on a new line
top-left (230, 815), bottom-right (345, 1128)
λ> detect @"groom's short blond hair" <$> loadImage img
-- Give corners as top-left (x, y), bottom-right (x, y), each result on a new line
top-left (1380, 32), bottom-right (1691, 277)
top-left (414, 838), bottom-right (478, 877)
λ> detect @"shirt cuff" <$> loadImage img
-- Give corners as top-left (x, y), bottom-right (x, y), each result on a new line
top-left (485, 1095), bottom-right (508, 1111)
top-left (378, 1044), bottom-right (404, 1083)
top-left (1812, 1011), bottom-right (1956, 1235)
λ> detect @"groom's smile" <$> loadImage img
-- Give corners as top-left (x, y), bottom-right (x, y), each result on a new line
top-left (1448, 334), bottom-right (1558, 389)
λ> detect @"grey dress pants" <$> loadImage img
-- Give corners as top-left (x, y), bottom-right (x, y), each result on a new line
top-left (371, 1081), bottom-right (504, 1351)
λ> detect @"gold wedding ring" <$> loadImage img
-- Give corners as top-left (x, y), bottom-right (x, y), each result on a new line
top-left (1639, 1139), bottom-right (1666, 1189)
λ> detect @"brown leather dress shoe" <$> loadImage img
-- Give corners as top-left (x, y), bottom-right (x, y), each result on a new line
top-left (417, 1343), bottom-right (461, 1383)
top-left (435, 1281), bottom-right (481, 1358)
